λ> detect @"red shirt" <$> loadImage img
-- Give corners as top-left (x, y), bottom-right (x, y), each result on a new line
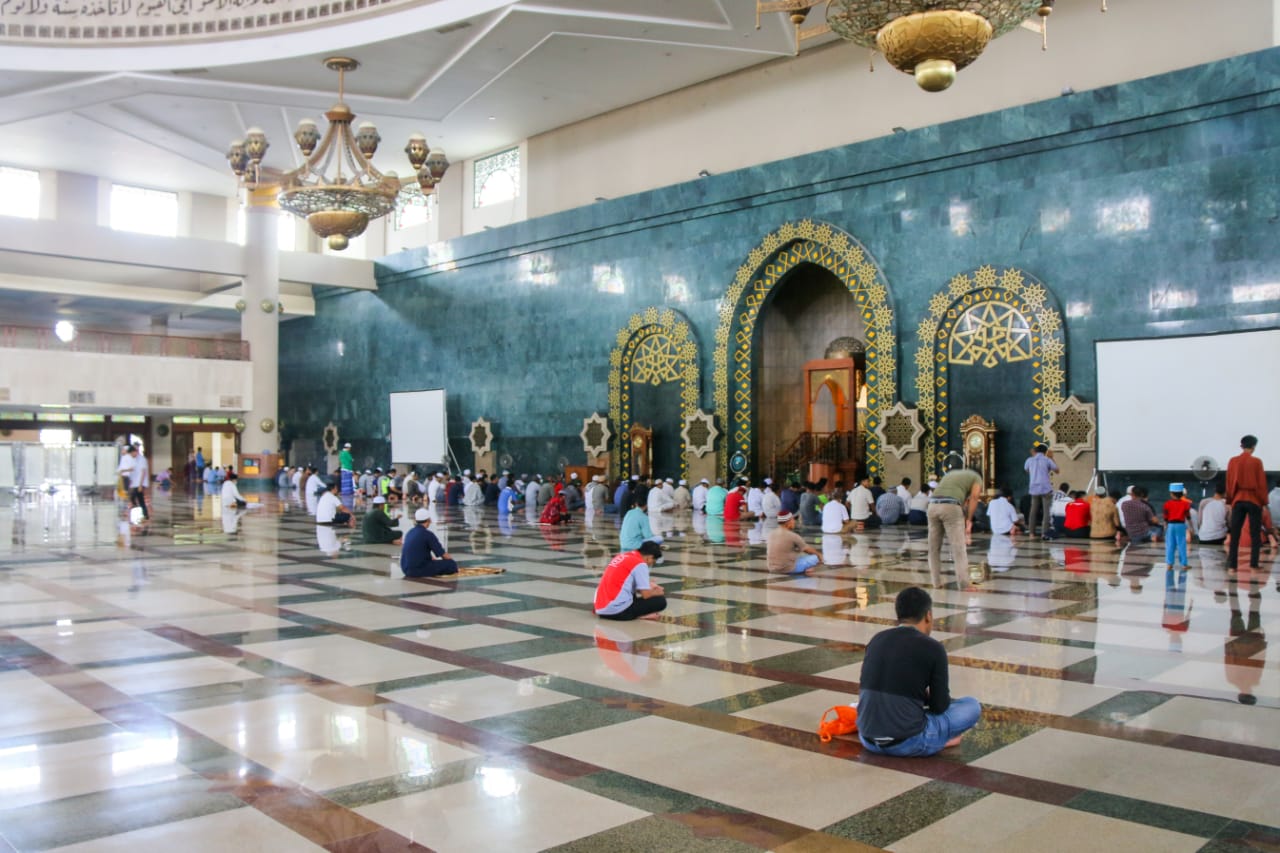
top-left (1064, 499), bottom-right (1090, 530)
top-left (1226, 452), bottom-right (1267, 505)
top-left (724, 489), bottom-right (747, 521)
top-left (1163, 497), bottom-right (1191, 523)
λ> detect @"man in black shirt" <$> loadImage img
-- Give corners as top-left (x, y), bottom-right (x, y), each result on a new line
top-left (857, 587), bottom-right (981, 757)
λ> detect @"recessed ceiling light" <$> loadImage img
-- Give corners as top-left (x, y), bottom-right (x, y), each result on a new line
top-left (54, 320), bottom-right (76, 343)
top-left (488, 116), bottom-right (497, 121)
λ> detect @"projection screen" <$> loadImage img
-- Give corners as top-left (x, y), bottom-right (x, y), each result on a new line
top-left (389, 389), bottom-right (448, 466)
top-left (1095, 329), bottom-right (1280, 471)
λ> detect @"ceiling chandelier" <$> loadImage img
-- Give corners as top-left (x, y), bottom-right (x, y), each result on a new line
top-left (758, 1), bottom-right (1100, 92)
top-left (226, 57), bottom-right (449, 250)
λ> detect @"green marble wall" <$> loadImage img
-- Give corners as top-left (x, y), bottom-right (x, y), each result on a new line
top-left (280, 47), bottom-right (1280, 489)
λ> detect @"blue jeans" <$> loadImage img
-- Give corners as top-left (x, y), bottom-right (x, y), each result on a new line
top-left (1165, 521), bottom-right (1188, 566)
top-left (791, 553), bottom-right (820, 574)
top-left (859, 697), bottom-right (982, 757)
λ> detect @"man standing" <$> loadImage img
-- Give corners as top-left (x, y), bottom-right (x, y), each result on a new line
top-left (400, 508), bottom-right (458, 577)
top-left (195, 446), bottom-right (205, 480)
top-left (594, 541), bottom-right (666, 621)
top-left (927, 466), bottom-right (982, 583)
top-left (117, 445), bottom-right (150, 520)
top-left (1226, 434), bottom-right (1268, 572)
top-left (856, 587), bottom-right (981, 757)
top-left (338, 442), bottom-right (355, 495)
top-left (1024, 444), bottom-right (1058, 539)
top-left (767, 511), bottom-right (822, 574)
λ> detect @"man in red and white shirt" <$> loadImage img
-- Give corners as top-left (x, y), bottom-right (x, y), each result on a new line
top-left (594, 541), bottom-right (666, 621)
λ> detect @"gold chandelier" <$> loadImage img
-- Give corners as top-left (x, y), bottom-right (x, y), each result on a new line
top-left (758, 0), bottom-right (1089, 92)
top-left (226, 57), bottom-right (449, 250)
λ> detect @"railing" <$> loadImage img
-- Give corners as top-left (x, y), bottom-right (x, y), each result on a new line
top-left (773, 431), bottom-right (857, 477)
top-left (0, 325), bottom-right (249, 361)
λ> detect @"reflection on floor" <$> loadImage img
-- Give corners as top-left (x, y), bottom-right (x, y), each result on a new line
top-left (0, 489), bottom-right (1277, 852)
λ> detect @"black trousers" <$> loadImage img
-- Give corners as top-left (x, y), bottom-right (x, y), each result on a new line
top-left (597, 595), bottom-right (667, 621)
top-left (1227, 500), bottom-right (1263, 569)
top-left (129, 487), bottom-right (149, 519)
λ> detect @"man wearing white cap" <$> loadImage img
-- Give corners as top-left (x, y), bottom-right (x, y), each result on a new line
top-left (563, 473), bottom-right (584, 510)
top-left (662, 477), bottom-right (675, 499)
top-left (761, 479), bottom-right (781, 519)
top-left (672, 479), bottom-right (692, 509)
top-left (338, 442), bottom-right (355, 495)
top-left (401, 508), bottom-right (457, 577)
top-left (767, 512), bottom-right (822, 574)
top-left (586, 475), bottom-right (608, 512)
top-left (746, 479), bottom-right (764, 516)
top-left (361, 495), bottom-right (402, 545)
top-left (647, 480), bottom-right (675, 514)
top-left (692, 478), bottom-right (710, 513)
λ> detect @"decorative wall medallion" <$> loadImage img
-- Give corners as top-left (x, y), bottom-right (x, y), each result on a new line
top-left (232, 418), bottom-right (247, 433)
top-left (234, 299), bottom-right (247, 313)
top-left (915, 265), bottom-right (1065, 472)
top-left (580, 413), bottom-right (611, 457)
top-left (729, 451), bottom-right (748, 475)
top-left (714, 220), bottom-right (897, 480)
top-left (259, 418), bottom-right (275, 433)
top-left (608, 307), bottom-right (699, 478)
top-left (682, 409), bottom-right (718, 458)
top-left (1046, 395), bottom-right (1096, 459)
top-left (875, 402), bottom-right (925, 460)
top-left (156, 424), bottom-right (171, 438)
top-left (469, 417), bottom-right (493, 454)
top-left (322, 421), bottom-right (340, 454)
top-left (260, 299), bottom-right (276, 313)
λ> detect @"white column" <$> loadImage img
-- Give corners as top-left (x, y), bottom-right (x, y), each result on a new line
top-left (241, 187), bottom-right (280, 458)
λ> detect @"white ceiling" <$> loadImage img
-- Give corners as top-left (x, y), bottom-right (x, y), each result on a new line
top-left (0, 0), bottom-right (808, 196)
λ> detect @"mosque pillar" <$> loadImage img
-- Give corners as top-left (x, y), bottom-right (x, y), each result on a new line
top-left (241, 187), bottom-right (280, 459)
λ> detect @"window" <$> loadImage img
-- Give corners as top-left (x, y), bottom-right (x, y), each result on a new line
top-left (39, 429), bottom-right (73, 446)
top-left (110, 184), bottom-right (178, 237)
top-left (394, 191), bottom-right (432, 230)
top-left (473, 148), bottom-right (520, 208)
top-left (0, 166), bottom-right (40, 219)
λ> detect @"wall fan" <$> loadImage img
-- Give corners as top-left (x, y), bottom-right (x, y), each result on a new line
top-left (1190, 456), bottom-right (1220, 498)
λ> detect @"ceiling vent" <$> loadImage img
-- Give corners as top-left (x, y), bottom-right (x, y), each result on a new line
top-left (69, 390), bottom-right (95, 405)
top-left (147, 393), bottom-right (174, 407)
top-left (435, 19), bottom-right (472, 34)
top-left (219, 395), bottom-right (243, 409)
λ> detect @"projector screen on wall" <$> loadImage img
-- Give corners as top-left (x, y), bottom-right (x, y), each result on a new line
top-left (1096, 329), bottom-right (1280, 471)
top-left (389, 389), bottom-right (448, 466)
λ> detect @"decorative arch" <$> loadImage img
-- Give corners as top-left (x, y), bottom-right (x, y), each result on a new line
top-left (713, 220), bottom-right (897, 479)
top-left (608, 307), bottom-right (700, 477)
top-left (914, 265), bottom-right (1066, 472)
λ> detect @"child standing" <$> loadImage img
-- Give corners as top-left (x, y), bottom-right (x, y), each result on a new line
top-left (1163, 483), bottom-right (1192, 571)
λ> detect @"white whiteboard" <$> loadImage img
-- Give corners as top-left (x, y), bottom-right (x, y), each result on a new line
top-left (1096, 329), bottom-right (1280, 470)
top-left (73, 446), bottom-right (97, 488)
top-left (389, 389), bottom-right (448, 466)
top-left (96, 446), bottom-right (120, 487)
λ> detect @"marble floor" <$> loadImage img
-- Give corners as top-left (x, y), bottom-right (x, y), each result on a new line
top-left (0, 489), bottom-right (1277, 852)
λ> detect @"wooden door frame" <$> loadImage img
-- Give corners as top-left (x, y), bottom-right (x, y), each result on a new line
top-left (803, 358), bottom-right (856, 434)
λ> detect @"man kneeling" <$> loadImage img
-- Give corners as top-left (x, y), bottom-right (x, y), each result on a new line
top-left (594, 541), bottom-right (666, 621)
top-left (400, 508), bottom-right (458, 578)
top-left (857, 586), bottom-right (981, 756)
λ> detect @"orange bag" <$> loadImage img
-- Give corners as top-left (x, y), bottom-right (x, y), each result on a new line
top-left (817, 705), bottom-right (858, 742)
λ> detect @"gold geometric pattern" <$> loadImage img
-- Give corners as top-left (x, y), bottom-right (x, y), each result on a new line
top-left (1045, 395), bottom-right (1096, 460)
top-left (915, 265), bottom-right (1066, 471)
top-left (630, 335), bottom-right (684, 385)
top-left (608, 307), bottom-right (699, 478)
top-left (948, 302), bottom-right (1034, 367)
top-left (713, 220), bottom-right (896, 480)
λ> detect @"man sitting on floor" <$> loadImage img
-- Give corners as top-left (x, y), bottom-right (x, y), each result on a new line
top-left (594, 541), bottom-right (666, 621)
top-left (857, 586), bottom-right (982, 757)
top-left (767, 511), bottom-right (822, 574)
top-left (361, 495), bottom-right (402, 544)
top-left (400, 508), bottom-right (458, 577)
